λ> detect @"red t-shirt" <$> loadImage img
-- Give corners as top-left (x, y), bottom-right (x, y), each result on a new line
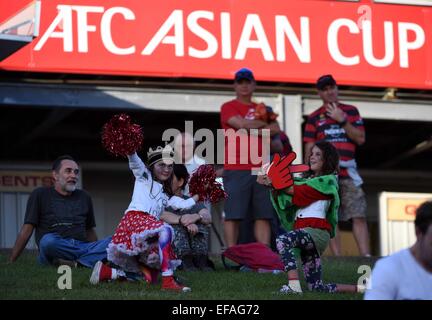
top-left (220, 99), bottom-right (264, 170)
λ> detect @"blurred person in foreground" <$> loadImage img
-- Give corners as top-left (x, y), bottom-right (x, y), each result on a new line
top-left (364, 201), bottom-right (432, 300)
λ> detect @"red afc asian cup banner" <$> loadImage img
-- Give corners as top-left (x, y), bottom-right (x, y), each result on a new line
top-left (0, 0), bottom-right (431, 89)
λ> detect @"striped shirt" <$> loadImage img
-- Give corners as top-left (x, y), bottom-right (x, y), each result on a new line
top-left (303, 103), bottom-right (364, 178)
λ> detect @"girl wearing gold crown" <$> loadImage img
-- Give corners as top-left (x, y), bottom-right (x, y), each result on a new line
top-left (93, 147), bottom-right (200, 292)
top-left (91, 115), bottom-right (203, 292)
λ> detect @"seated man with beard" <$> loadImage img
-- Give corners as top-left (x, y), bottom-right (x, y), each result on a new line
top-left (9, 155), bottom-right (111, 268)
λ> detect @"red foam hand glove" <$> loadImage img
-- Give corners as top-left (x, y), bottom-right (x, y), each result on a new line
top-left (266, 152), bottom-right (309, 190)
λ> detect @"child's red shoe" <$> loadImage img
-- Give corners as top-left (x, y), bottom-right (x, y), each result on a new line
top-left (90, 261), bottom-right (114, 285)
top-left (161, 276), bottom-right (191, 292)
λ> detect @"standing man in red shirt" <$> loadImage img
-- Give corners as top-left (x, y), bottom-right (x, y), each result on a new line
top-left (220, 68), bottom-right (280, 248)
top-left (303, 74), bottom-right (371, 257)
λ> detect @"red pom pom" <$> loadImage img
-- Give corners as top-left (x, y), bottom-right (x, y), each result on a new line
top-left (101, 114), bottom-right (143, 157)
top-left (209, 184), bottom-right (227, 203)
top-left (189, 165), bottom-right (227, 203)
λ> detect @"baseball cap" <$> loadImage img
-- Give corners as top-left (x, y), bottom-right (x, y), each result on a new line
top-left (234, 68), bottom-right (255, 82)
top-left (316, 74), bottom-right (337, 90)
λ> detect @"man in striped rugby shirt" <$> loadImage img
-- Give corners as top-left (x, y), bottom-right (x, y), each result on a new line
top-left (303, 74), bottom-right (371, 257)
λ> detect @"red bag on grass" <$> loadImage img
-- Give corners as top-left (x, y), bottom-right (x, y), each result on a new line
top-left (222, 242), bottom-right (284, 272)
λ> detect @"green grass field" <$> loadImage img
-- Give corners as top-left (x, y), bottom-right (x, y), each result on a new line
top-left (0, 250), bottom-right (375, 300)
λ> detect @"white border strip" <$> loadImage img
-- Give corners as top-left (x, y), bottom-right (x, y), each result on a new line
top-left (375, 0), bottom-right (432, 6)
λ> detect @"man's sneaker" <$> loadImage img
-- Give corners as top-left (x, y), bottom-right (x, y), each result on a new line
top-left (90, 261), bottom-right (114, 285)
top-left (279, 284), bottom-right (302, 295)
top-left (161, 276), bottom-right (191, 292)
top-left (53, 258), bottom-right (78, 268)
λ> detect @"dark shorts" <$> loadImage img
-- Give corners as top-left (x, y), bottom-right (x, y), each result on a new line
top-left (222, 170), bottom-right (275, 221)
top-left (339, 178), bottom-right (367, 221)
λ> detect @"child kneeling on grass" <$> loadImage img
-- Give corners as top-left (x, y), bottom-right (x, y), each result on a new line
top-left (257, 141), bottom-right (364, 294)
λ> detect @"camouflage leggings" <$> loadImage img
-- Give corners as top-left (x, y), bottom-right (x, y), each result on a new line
top-left (172, 224), bottom-right (209, 257)
top-left (276, 229), bottom-right (337, 293)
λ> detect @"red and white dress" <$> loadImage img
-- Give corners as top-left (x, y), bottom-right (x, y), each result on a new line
top-left (107, 153), bottom-right (196, 273)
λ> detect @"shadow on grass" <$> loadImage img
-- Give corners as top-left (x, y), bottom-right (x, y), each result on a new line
top-left (0, 250), bottom-right (375, 300)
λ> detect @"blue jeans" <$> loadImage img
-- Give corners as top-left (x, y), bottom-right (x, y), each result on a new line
top-left (38, 233), bottom-right (111, 268)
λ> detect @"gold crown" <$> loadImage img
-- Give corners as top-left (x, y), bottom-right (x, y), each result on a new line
top-left (147, 145), bottom-right (174, 159)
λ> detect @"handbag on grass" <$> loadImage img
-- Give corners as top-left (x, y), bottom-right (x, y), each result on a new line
top-left (222, 242), bottom-right (284, 272)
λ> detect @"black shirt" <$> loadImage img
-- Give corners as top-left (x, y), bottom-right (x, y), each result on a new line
top-left (24, 187), bottom-right (96, 246)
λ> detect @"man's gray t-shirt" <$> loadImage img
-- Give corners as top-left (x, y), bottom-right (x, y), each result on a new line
top-left (24, 187), bottom-right (96, 246)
